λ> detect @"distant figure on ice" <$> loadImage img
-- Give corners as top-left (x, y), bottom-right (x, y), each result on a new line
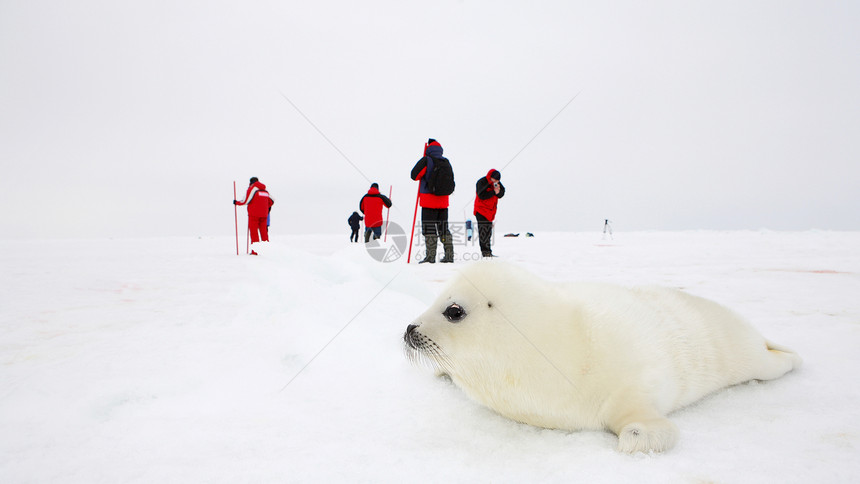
top-left (474, 169), bottom-right (505, 258)
top-left (348, 211), bottom-right (364, 243)
top-left (359, 183), bottom-right (392, 243)
top-left (234, 177), bottom-right (274, 255)
top-left (465, 219), bottom-right (473, 242)
top-left (603, 219), bottom-right (613, 240)
top-left (411, 139), bottom-right (455, 263)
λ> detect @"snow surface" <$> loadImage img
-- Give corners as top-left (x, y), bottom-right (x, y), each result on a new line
top-left (2, 231), bottom-right (859, 483)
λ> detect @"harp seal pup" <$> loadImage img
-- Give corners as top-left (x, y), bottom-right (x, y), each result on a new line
top-left (403, 261), bottom-right (801, 453)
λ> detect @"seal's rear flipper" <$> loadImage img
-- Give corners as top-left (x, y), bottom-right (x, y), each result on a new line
top-left (754, 340), bottom-right (802, 381)
top-left (766, 340), bottom-right (803, 369)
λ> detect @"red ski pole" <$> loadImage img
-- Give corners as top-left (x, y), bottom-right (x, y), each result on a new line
top-left (407, 184), bottom-right (420, 263)
top-left (233, 181), bottom-right (239, 255)
top-left (407, 143), bottom-right (429, 264)
top-left (383, 185), bottom-right (392, 242)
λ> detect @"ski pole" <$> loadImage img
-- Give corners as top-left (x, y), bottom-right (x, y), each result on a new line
top-left (407, 184), bottom-right (420, 263)
top-left (383, 185), bottom-right (392, 242)
top-left (407, 142), bottom-right (429, 264)
top-left (233, 181), bottom-right (239, 255)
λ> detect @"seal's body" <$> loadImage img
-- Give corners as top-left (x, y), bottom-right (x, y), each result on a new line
top-left (404, 262), bottom-right (801, 453)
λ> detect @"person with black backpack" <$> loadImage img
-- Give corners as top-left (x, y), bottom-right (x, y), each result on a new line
top-left (410, 139), bottom-right (455, 263)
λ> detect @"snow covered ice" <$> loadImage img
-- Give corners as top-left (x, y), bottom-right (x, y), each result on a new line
top-left (1, 231), bottom-right (859, 483)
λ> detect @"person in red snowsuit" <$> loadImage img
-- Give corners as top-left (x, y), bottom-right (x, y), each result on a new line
top-left (359, 183), bottom-right (392, 243)
top-left (234, 177), bottom-right (274, 254)
top-left (410, 139), bottom-right (455, 263)
top-left (474, 169), bottom-right (504, 257)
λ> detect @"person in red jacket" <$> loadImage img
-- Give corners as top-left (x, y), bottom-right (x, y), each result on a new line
top-left (474, 169), bottom-right (505, 257)
top-left (410, 139), bottom-right (455, 263)
top-left (359, 183), bottom-right (392, 242)
top-left (234, 177), bottom-right (274, 255)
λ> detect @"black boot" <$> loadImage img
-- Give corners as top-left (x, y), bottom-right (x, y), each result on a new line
top-left (439, 235), bottom-right (455, 263)
top-left (419, 236), bottom-right (437, 264)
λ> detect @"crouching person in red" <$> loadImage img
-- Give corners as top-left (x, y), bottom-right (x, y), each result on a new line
top-left (234, 177), bottom-right (274, 255)
top-left (474, 169), bottom-right (504, 258)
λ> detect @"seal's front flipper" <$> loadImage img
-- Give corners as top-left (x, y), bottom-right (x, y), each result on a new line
top-left (611, 414), bottom-right (679, 454)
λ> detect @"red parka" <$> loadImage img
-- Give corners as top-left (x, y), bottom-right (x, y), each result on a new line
top-left (474, 169), bottom-right (505, 222)
top-left (359, 186), bottom-right (392, 228)
top-left (236, 181), bottom-right (274, 217)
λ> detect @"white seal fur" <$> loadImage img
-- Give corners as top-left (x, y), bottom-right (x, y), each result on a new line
top-left (403, 262), bottom-right (801, 453)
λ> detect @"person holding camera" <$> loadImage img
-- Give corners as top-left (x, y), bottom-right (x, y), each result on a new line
top-left (473, 169), bottom-right (505, 257)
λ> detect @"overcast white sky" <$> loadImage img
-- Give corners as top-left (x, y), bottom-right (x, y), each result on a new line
top-left (1, 0), bottom-right (858, 239)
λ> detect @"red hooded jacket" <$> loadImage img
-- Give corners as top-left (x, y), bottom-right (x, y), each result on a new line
top-left (474, 169), bottom-right (505, 222)
top-left (236, 181), bottom-right (274, 218)
top-left (359, 186), bottom-right (393, 228)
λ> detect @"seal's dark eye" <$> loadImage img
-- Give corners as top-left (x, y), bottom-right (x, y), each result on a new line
top-left (443, 303), bottom-right (466, 323)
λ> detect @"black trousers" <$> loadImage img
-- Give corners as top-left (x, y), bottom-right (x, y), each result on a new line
top-left (421, 208), bottom-right (450, 239)
top-left (364, 226), bottom-right (382, 242)
top-left (350, 226), bottom-right (360, 242)
top-left (475, 213), bottom-right (493, 254)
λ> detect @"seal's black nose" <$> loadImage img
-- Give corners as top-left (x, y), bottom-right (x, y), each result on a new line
top-left (404, 324), bottom-right (419, 348)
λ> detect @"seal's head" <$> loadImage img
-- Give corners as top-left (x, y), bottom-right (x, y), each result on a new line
top-left (403, 262), bottom-right (555, 380)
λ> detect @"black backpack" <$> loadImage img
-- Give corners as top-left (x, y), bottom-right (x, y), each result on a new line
top-left (426, 156), bottom-right (455, 196)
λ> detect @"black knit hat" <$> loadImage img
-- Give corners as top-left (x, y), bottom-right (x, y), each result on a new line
top-left (425, 139), bottom-right (443, 158)
top-left (250, 177), bottom-right (259, 184)
top-left (490, 170), bottom-right (501, 180)
top-left (371, 183), bottom-right (379, 189)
